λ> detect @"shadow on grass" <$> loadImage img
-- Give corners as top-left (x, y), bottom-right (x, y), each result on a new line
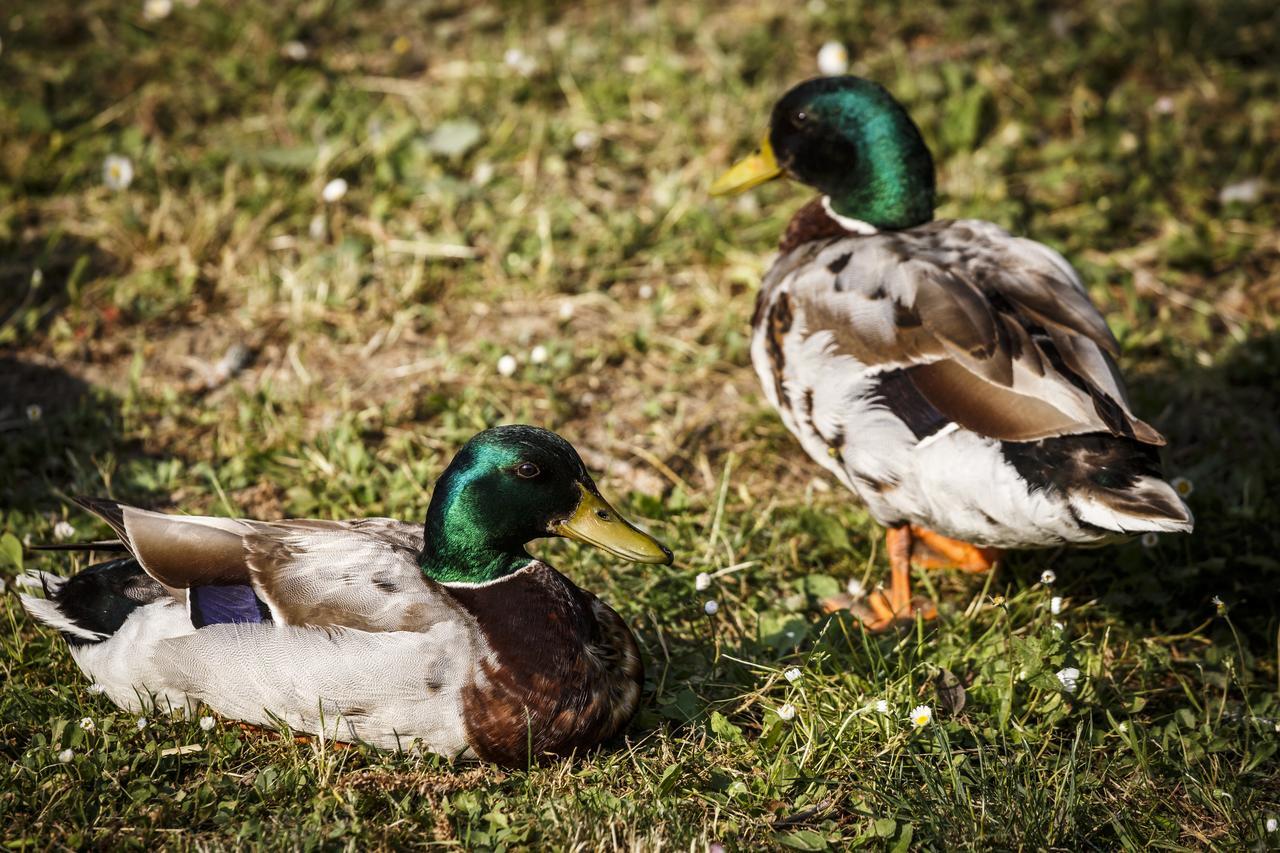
top-left (0, 354), bottom-right (174, 518)
top-left (1054, 330), bottom-right (1280, 649)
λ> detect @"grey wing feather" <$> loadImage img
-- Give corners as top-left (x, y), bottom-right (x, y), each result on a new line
top-left (72, 500), bottom-right (449, 632)
top-left (786, 220), bottom-right (1163, 444)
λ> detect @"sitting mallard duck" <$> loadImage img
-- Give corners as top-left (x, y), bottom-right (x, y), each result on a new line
top-left (711, 76), bottom-right (1192, 629)
top-left (20, 425), bottom-right (671, 767)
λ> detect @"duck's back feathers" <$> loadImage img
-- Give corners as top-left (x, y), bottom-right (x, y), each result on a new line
top-left (773, 218), bottom-right (1163, 446)
top-left (68, 498), bottom-right (445, 633)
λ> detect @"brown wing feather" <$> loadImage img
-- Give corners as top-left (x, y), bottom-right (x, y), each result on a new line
top-left (906, 359), bottom-right (1098, 441)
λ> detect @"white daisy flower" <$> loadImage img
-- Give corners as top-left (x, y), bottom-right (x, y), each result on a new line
top-left (910, 704), bottom-right (932, 727)
top-left (529, 345), bottom-right (548, 365)
top-left (571, 129), bottom-right (598, 151)
top-left (1052, 621), bottom-right (1065, 631)
top-left (1170, 476), bottom-right (1193, 498)
top-left (199, 716), bottom-right (215, 732)
top-left (637, 284), bottom-right (654, 300)
top-left (282, 40), bottom-right (309, 61)
top-left (496, 354), bottom-right (518, 377)
top-left (26, 404), bottom-right (42, 423)
top-left (1141, 532), bottom-right (1159, 548)
top-left (816, 41), bottom-right (849, 76)
top-left (321, 178), bottom-right (348, 203)
top-left (874, 699), bottom-right (889, 715)
top-left (136, 717), bottom-right (148, 731)
top-left (1050, 596), bottom-right (1063, 615)
top-left (1153, 96), bottom-right (1175, 115)
top-left (87, 683), bottom-right (107, 695)
top-left (54, 521), bottom-right (76, 541)
top-left (776, 703), bottom-right (796, 721)
top-left (103, 155), bottom-right (134, 190)
top-left (846, 577), bottom-right (865, 597)
top-left (142, 0), bottom-right (172, 22)
top-left (1265, 817), bottom-right (1277, 833)
top-left (557, 301), bottom-right (575, 321)
top-left (58, 748), bottom-right (74, 764)
top-left (471, 161), bottom-right (495, 186)
top-left (308, 214), bottom-right (327, 241)
top-left (503, 47), bottom-right (536, 77)
top-left (703, 599), bottom-right (719, 615)
top-left (783, 667), bottom-right (802, 684)
top-left (694, 572), bottom-right (711, 592)
top-left (1040, 570), bottom-right (1056, 585)
top-left (78, 717), bottom-right (95, 733)
top-left (1056, 667), bottom-right (1081, 693)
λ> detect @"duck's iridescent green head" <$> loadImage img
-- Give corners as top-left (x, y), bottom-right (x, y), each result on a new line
top-left (420, 425), bottom-right (672, 584)
top-left (711, 76), bottom-right (935, 230)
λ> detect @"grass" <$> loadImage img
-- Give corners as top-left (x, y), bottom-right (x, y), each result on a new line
top-left (2, 0), bottom-right (1278, 848)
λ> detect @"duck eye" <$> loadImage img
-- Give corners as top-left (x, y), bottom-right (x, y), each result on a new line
top-left (793, 111), bottom-right (809, 126)
top-left (515, 462), bottom-right (540, 479)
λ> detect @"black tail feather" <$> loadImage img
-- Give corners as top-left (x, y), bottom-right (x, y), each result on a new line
top-left (72, 496), bottom-right (130, 540)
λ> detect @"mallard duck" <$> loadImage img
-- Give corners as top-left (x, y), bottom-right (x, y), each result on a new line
top-left (712, 76), bottom-right (1192, 629)
top-left (19, 425), bottom-right (672, 767)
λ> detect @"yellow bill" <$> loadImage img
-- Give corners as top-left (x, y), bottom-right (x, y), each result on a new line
top-left (710, 135), bottom-right (783, 196)
top-left (552, 483), bottom-right (673, 565)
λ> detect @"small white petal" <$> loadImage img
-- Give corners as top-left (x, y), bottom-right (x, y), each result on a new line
top-left (783, 667), bottom-right (802, 684)
top-left (1050, 596), bottom-right (1063, 615)
top-left (1056, 667), bottom-right (1081, 693)
top-left (910, 704), bottom-right (932, 727)
top-left (308, 214), bottom-right (327, 241)
top-left (78, 717), bottom-right (95, 733)
top-left (142, 0), bottom-right (172, 22)
top-left (472, 161), bottom-right (495, 186)
top-left (58, 749), bottom-right (74, 764)
top-left (54, 521), bottom-right (76, 541)
top-left (694, 572), bottom-right (711, 592)
top-left (496, 354), bottom-right (518, 377)
top-left (874, 699), bottom-right (889, 714)
top-left (816, 41), bottom-right (849, 76)
top-left (503, 48), bottom-right (536, 76)
top-left (1218, 180), bottom-right (1264, 206)
top-left (26, 404), bottom-right (43, 423)
top-left (199, 716), bottom-right (215, 732)
top-left (282, 40), bottom-right (309, 61)
top-left (703, 599), bottom-right (719, 615)
top-left (1040, 570), bottom-right (1056, 586)
top-left (529, 345), bottom-right (548, 365)
top-left (1052, 621), bottom-right (1065, 631)
top-left (321, 178), bottom-right (348, 203)
top-left (136, 717), bottom-right (148, 730)
top-left (776, 703), bottom-right (796, 721)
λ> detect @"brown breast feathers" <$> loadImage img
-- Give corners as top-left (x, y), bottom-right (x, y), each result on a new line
top-left (778, 196), bottom-right (856, 254)
top-left (445, 564), bottom-right (643, 768)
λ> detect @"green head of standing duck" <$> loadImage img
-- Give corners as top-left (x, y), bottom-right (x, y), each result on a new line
top-left (712, 75), bottom-right (936, 231)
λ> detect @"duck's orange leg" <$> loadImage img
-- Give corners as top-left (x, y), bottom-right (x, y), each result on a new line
top-left (908, 525), bottom-right (1000, 573)
top-left (856, 525), bottom-right (938, 632)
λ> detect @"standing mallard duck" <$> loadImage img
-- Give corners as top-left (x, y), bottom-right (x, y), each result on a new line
top-left (19, 426), bottom-right (672, 767)
top-left (712, 76), bottom-right (1192, 630)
